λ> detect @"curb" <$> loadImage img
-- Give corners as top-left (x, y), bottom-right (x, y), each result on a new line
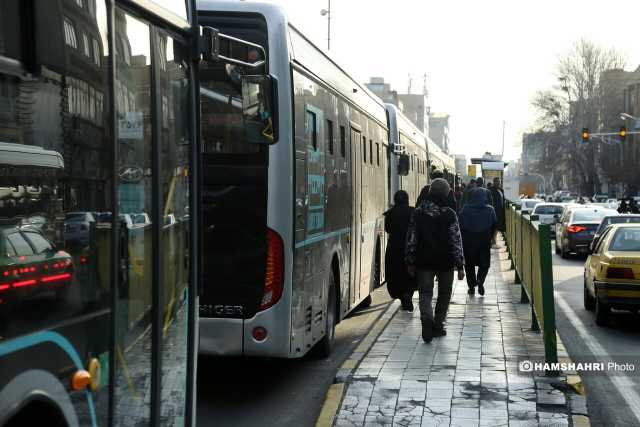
top-left (556, 333), bottom-right (592, 426)
top-left (314, 299), bottom-right (401, 427)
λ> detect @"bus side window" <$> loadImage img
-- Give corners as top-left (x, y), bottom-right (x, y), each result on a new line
top-left (362, 136), bottom-right (366, 162)
top-left (340, 126), bottom-right (346, 157)
top-left (327, 119), bottom-right (333, 155)
top-left (307, 110), bottom-right (317, 150)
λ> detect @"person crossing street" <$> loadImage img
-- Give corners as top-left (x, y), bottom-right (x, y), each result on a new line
top-left (406, 178), bottom-right (465, 344)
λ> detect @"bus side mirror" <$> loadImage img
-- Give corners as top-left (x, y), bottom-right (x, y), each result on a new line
top-left (241, 74), bottom-right (279, 145)
top-left (397, 154), bottom-right (410, 176)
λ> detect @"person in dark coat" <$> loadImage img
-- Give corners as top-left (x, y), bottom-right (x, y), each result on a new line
top-left (491, 177), bottom-right (506, 233)
top-left (406, 179), bottom-right (465, 343)
top-left (458, 188), bottom-right (497, 296)
top-left (416, 170), bottom-right (457, 211)
top-left (384, 190), bottom-right (416, 311)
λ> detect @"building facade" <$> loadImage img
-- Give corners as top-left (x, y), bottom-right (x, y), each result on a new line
top-left (428, 113), bottom-right (450, 154)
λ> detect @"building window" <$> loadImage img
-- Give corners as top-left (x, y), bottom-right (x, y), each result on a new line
top-left (93, 39), bottom-right (101, 66)
top-left (63, 18), bottom-right (77, 49)
top-left (82, 33), bottom-right (91, 57)
top-left (118, 36), bottom-right (131, 65)
top-left (326, 119), bottom-right (334, 155)
top-left (87, 0), bottom-right (96, 17)
top-left (340, 126), bottom-right (346, 158)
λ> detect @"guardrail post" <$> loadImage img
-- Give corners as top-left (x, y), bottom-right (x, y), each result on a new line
top-left (538, 222), bottom-right (558, 374)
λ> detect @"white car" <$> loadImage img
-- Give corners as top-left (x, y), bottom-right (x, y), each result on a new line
top-left (532, 203), bottom-right (565, 237)
top-left (520, 199), bottom-right (543, 211)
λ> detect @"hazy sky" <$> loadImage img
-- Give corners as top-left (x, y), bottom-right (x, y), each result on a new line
top-left (268, 0), bottom-right (640, 161)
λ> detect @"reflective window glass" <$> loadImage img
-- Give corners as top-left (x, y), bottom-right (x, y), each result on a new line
top-left (113, 9), bottom-right (152, 425)
top-left (158, 33), bottom-right (190, 426)
top-left (0, 2), bottom-right (111, 425)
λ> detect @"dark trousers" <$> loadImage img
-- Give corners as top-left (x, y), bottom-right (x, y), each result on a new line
top-left (465, 264), bottom-right (489, 289)
top-left (417, 269), bottom-right (454, 327)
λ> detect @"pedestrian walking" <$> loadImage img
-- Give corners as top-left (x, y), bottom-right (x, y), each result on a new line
top-left (460, 178), bottom-right (477, 207)
top-left (618, 199), bottom-right (629, 214)
top-left (473, 177), bottom-right (494, 205)
top-left (489, 179), bottom-right (505, 246)
top-left (384, 190), bottom-right (416, 311)
top-left (406, 178), bottom-right (465, 343)
top-left (458, 188), bottom-right (497, 296)
top-left (416, 169), bottom-right (457, 211)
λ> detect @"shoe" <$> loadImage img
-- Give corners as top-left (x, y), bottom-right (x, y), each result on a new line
top-left (478, 284), bottom-right (485, 296)
top-left (468, 287), bottom-right (475, 295)
top-left (401, 295), bottom-right (414, 312)
top-left (421, 319), bottom-right (433, 343)
top-left (433, 325), bottom-right (447, 337)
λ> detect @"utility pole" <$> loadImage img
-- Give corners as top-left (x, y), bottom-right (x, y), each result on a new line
top-left (320, 0), bottom-right (331, 50)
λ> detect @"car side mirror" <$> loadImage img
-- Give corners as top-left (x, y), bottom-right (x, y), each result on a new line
top-left (242, 75), bottom-right (279, 145)
top-left (397, 154), bottom-right (410, 176)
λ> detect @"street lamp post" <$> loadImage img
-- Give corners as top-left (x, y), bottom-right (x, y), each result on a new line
top-left (320, 0), bottom-right (331, 50)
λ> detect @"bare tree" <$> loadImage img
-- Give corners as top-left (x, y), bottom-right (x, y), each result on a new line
top-left (530, 38), bottom-right (627, 195)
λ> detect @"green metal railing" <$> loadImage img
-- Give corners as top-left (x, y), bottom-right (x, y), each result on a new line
top-left (504, 201), bottom-right (558, 368)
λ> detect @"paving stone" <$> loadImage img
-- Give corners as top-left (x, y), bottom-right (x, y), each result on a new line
top-left (332, 245), bottom-right (576, 427)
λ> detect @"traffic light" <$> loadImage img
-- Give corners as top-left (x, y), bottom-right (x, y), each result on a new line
top-left (619, 126), bottom-right (627, 140)
top-left (581, 128), bottom-right (589, 143)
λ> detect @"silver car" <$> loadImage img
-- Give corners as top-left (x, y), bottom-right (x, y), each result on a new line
top-left (532, 203), bottom-right (565, 238)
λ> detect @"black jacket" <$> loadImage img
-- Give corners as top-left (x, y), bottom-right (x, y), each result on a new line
top-left (406, 200), bottom-right (465, 271)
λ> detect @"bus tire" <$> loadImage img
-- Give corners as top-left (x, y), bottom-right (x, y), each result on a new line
top-left (316, 270), bottom-right (337, 358)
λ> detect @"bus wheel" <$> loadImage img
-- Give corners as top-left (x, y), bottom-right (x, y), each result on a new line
top-left (316, 271), bottom-right (337, 358)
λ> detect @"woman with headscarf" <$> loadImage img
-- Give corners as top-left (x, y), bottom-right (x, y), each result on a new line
top-left (384, 190), bottom-right (416, 311)
top-left (458, 188), bottom-right (497, 296)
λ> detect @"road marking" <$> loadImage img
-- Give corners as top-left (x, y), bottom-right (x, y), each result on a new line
top-left (555, 293), bottom-right (640, 422)
top-left (315, 383), bottom-right (345, 427)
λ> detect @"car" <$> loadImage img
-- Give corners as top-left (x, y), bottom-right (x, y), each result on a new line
top-left (605, 198), bottom-right (619, 210)
top-left (0, 226), bottom-right (74, 301)
top-left (592, 194), bottom-right (609, 203)
top-left (590, 214), bottom-right (640, 251)
top-left (63, 211), bottom-right (96, 247)
top-left (520, 199), bottom-right (543, 212)
top-left (532, 203), bottom-right (565, 238)
top-left (555, 206), bottom-right (617, 258)
top-left (584, 224), bottom-right (640, 325)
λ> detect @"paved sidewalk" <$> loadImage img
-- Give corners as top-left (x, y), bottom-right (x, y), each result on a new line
top-left (333, 245), bottom-right (582, 427)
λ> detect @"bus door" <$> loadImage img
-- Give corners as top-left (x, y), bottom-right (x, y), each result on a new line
top-left (349, 128), bottom-right (362, 306)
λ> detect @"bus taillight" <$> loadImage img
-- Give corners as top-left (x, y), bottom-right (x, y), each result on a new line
top-left (260, 228), bottom-right (284, 311)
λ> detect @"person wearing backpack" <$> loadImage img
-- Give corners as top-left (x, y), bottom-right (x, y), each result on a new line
top-left (406, 178), bottom-right (465, 343)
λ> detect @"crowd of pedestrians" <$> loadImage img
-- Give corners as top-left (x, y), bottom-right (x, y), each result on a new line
top-left (383, 171), bottom-right (506, 343)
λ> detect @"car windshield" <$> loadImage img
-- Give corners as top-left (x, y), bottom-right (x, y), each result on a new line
top-left (610, 228), bottom-right (640, 251)
top-left (605, 216), bottom-right (640, 226)
top-left (572, 210), bottom-right (612, 222)
top-left (534, 205), bottom-right (563, 215)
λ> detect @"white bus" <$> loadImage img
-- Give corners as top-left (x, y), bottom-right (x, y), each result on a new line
top-left (197, 1), bottom-right (430, 358)
top-left (386, 104), bottom-right (429, 205)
